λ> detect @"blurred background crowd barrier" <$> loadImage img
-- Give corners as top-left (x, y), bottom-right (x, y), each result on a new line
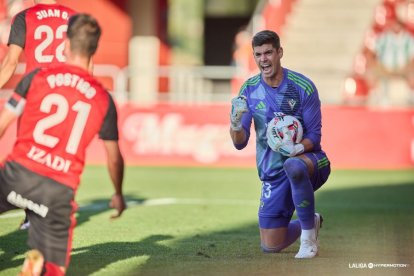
top-left (0, 103), bottom-right (413, 169)
top-left (0, 0), bottom-right (413, 169)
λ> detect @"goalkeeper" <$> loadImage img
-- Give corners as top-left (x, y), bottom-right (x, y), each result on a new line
top-left (229, 30), bottom-right (331, 258)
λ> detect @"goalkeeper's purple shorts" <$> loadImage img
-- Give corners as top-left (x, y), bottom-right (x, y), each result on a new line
top-left (258, 150), bottom-right (330, 229)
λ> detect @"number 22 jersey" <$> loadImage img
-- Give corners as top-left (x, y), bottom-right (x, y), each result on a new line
top-left (5, 65), bottom-right (119, 191)
top-left (8, 3), bottom-right (75, 73)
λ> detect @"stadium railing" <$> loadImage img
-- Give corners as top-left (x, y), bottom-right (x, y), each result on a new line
top-left (95, 64), bottom-right (243, 104)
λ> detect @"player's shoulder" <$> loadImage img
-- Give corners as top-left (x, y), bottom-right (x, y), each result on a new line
top-left (10, 7), bottom-right (29, 24)
top-left (285, 68), bottom-right (314, 84)
top-left (285, 68), bottom-right (317, 96)
top-left (239, 73), bottom-right (261, 96)
top-left (40, 65), bottom-right (109, 95)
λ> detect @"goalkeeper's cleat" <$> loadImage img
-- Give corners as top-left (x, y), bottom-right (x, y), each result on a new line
top-left (295, 238), bottom-right (318, 258)
top-left (295, 213), bottom-right (323, 259)
top-left (19, 217), bottom-right (30, 230)
top-left (19, 249), bottom-right (44, 276)
top-left (315, 213), bottom-right (323, 242)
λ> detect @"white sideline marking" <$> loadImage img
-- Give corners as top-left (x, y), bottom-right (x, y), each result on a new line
top-left (0, 198), bottom-right (257, 219)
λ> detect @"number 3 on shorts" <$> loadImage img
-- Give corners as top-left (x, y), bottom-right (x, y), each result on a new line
top-left (261, 182), bottom-right (271, 199)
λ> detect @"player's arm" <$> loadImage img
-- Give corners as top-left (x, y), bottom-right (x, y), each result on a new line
top-left (1, 11), bottom-right (26, 89)
top-left (0, 105), bottom-right (18, 138)
top-left (299, 138), bottom-right (314, 152)
top-left (99, 94), bottom-right (126, 219)
top-left (0, 44), bottom-right (23, 89)
top-left (279, 102), bottom-right (321, 157)
top-left (230, 127), bottom-right (247, 145)
top-left (0, 68), bottom-right (37, 138)
top-left (103, 140), bottom-right (126, 219)
top-left (301, 83), bottom-right (322, 152)
top-left (272, 81), bottom-right (322, 157)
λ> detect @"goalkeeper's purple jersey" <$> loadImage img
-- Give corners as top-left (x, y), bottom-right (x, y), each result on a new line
top-left (234, 68), bottom-right (323, 181)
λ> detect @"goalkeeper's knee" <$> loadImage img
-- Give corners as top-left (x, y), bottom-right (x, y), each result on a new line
top-left (283, 157), bottom-right (308, 183)
top-left (261, 243), bottom-right (283, 253)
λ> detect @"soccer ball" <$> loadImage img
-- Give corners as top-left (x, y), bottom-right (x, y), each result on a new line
top-left (266, 113), bottom-right (303, 144)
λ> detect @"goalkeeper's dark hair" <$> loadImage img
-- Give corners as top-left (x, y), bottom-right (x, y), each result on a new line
top-left (252, 30), bottom-right (280, 49)
top-left (67, 13), bottom-right (101, 57)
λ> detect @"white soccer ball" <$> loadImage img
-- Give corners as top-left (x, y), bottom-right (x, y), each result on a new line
top-left (266, 113), bottom-right (303, 144)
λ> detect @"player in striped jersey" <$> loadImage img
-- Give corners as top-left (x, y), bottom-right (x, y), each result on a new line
top-left (229, 30), bottom-right (331, 258)
top-left (366, 16), bottom-right (414, 104)
top-left (372, 18), bottom-right (414, 77)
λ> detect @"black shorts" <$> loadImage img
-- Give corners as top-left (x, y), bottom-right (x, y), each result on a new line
top-left (0, 161), bottom-right (77, 267)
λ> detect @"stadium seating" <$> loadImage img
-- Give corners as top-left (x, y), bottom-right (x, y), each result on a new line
top-left (282, 0), bottom-right (379, 105)
top-left (343, 0), bottom-right (414, 106)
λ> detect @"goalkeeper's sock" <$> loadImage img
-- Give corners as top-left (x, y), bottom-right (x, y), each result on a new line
top-left (284, 157), bottom-right (315, 230)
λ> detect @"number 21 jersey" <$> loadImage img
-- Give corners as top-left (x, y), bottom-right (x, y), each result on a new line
top-left (6, 65), bottom-right (119, 191)
top-left (8, 3), bottom-right (75, 73)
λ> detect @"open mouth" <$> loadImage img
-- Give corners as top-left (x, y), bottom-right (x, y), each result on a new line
top-left (261, 64), bottom-right (272, 74)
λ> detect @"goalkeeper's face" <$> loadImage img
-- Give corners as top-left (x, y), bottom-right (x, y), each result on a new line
top-left (253, 43), bottom-right (282, 79)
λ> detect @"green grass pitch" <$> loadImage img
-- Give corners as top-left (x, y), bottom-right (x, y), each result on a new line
top-left (1, 166), bottom-right (413, 275)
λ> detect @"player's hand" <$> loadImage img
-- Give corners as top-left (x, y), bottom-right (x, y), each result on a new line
top-left (109, 194), bottom-right (126, 219)
top-left (230, 95), bottom-right (248, 131)
top-left (266, 125), bottom-right (283, 151)
top-left (278, 127), bottom-right (304, 157)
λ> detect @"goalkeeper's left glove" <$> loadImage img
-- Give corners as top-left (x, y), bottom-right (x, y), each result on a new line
top-left (278, 127), bottom-right (305, 157)
top-left (267, 125), bottom-right (283, 152)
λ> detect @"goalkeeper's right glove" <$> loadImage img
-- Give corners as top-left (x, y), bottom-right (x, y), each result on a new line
top-left (230, 95), bottom-right (248, 131)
